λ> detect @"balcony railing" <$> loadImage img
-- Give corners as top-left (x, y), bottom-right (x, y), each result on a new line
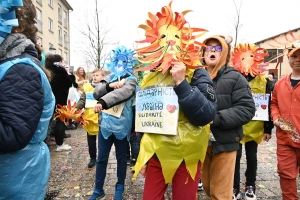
top-left (58, 13), bottom-right (62, 23)
top-left (58, 36), bottom-right (63, 46)
top-left (36, 0), bottom-right (42, 5)
top-left (63, 18), bottom-right (68, 29)
top-left (37, 19), bottom-right (43, 32)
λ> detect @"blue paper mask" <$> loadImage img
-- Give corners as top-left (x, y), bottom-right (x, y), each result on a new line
top-left (106, 46), bottom-right (138, 82)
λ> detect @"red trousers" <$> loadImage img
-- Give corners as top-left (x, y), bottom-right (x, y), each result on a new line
top-left (143, 157), bottom-right (201, 200)
top-left (277, 143), bottom-right (300, 200)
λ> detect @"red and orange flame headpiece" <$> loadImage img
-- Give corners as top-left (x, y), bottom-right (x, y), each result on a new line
top-left (135, 1), bottom-right (207, 74)
top-left (231, 43), bottom-right (269, 77)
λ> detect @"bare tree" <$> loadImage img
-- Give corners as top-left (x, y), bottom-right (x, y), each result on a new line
top-left (232, 0), bottom-right (243, 47)
top-left (77, 0), bottom-right (119, 69)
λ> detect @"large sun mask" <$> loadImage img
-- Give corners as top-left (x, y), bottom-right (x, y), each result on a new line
top-left (158, 24), bottom-right (181, 55)
top-left (134, 1), bottom-right (207, 74)
top-left (232, 43), bottom-right (269, 77)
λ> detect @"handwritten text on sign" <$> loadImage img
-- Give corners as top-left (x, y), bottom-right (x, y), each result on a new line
top-left (135, 86), bottom-right (179, 135)
top-left (252, 93), bottom-right (270, 121)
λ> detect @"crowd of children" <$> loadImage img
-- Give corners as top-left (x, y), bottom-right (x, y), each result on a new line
top-left (1, 1), bottom-right (300, 200)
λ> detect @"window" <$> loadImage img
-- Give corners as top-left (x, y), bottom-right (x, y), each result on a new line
top-left (264, 49), bottom-right (283, 63)
top-left (58, 27), bottom-right (62, 45)
top-left (36, 0), bottom-right (42, 6)
top-left (64, 31), bottom-right (68, 49)
top-left (58, 4), bottom-right (62, 23)
top-left (48, 18), bottom-right (53, 31)
top-left (63, 10), bottom-right (68, 28)
top-left (36, 8), bottom-right (42, 32)
top-left (48, 0), bottom-right (53, 7)
top-left (64, 52), bottom-right (68, 64)
top-left (49, 43), bottom-right (56, 53)
top-left (58, 49), bottom-right (62, 56)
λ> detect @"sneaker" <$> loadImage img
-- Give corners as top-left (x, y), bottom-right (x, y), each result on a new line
top-left (89, 188), bottom-right (105, 200)
top-left (232, 188), bottom-right (241, 200)
top-left (64, 133), bottom-right (71, 138)
top-left (245, 186), bottom-right (256, 200)
top-left (62, 143), bottom-right (71, 147)
top-left (114, 183), bottom-right (124, 200)
top-left (56, 144), bottom-right (72, 151)
top-left (88, 159), bottom-right (96, 168)
top-left (198, 179), bottom-right (203, 191)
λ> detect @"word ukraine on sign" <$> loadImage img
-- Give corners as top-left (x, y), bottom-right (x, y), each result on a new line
top-left (135, 86), bottom-right (179, 135)
top-left (252, 93), bottom-right (270, 121)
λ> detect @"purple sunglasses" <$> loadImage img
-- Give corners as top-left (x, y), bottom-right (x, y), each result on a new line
top-left (205, 45), bottom-right (222, 52)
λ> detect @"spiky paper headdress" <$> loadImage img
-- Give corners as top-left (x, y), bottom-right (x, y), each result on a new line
top-left (0, 0), bottom-right (23, 45)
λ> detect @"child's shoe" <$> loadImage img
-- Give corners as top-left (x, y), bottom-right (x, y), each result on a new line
top-left (89, 188), bottom-right (105, 200)
top-left (232, 188), bottom-right (241, 200)
top-left (88, 159), bottom-right (96, 168)
top-left (245, 186), bottom-right (256, 200)
top-left (198, 179), bottom-right (203, 191)
top-left (113, 183), bottom-right (124, 200)
top-left (56, 143), bottom-right (71, 151)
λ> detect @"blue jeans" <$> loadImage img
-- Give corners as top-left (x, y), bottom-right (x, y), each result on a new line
top-left (94, 132), bottom-right (127, 191)
top-left (130, 132), bottom-right (143, 159)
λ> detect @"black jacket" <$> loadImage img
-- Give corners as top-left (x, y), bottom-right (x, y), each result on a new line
top-left (174, 68), bottom-right (217, 126)
top-left (210, 66), bottom-right (256, 154)
top-left (0, 45), bottom-right (44, 153)
top-left (47, 64), bottom-right (77, 105)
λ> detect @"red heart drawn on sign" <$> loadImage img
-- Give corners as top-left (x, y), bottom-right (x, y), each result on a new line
top-left (261, 104), bottom-right (267, 110)
top-left (166, 104), bottom-right (176, 113)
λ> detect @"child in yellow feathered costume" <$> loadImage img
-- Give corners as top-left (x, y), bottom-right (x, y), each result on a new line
top-left (76, 68), bottom-right (106, 168)
top-left (231, 43), bottom-right (275, 199)
top-left (132, 2), bottom-right (217, 200)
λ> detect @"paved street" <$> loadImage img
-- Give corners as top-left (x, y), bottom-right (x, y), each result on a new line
top-left (45, 127), bottom-right (299, 200)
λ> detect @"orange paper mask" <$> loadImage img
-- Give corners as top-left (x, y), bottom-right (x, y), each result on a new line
top-left (135, 1), bottom-right (207, 74)
top-left (231, 43), bottom-right (269, 76)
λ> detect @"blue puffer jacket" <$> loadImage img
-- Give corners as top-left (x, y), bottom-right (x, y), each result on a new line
top-left (0, 45), bottom-right (55, 200)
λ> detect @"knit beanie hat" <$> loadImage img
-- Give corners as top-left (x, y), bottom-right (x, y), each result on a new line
top-left (201, 35), bottom-right (232, 79)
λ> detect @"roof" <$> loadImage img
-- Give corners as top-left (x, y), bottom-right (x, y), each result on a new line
top-left (255, 27), bottom-right (300, 45)
top-left (61, 0), bottom-right (73, 11)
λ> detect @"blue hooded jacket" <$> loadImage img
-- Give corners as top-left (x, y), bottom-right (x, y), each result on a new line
top-left (0, 44), bottom-right (55, 200)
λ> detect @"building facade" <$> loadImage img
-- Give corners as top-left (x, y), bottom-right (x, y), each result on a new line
top-left (255, 28), bottom-right (300, 78)
top-left (33, 0), bottom-right (73, 64)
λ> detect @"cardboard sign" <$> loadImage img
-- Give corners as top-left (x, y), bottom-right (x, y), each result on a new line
top-left (102, 103), bottom-right (124, 118)
top-left (135, 86), bottom-right (179, 135)
top-left (85, 92), bottom-right (98, 108)
top-left (252, 93), bottom-right (270, 121)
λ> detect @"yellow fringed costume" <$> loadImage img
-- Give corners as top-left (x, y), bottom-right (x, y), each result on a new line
top-left (241, 76), bottom-right (266, 144)
top-left (82, 83), bottom-right (99, 135)
top-left (133, 69), bottom-right (210, 183)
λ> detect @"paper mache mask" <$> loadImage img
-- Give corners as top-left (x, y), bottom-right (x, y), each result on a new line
top-left (134, 1), bottom-right (207, 74)
top-left (231, 43), bottom-right (269, 77)
top-left (105, 46), bottom-right (138, 82)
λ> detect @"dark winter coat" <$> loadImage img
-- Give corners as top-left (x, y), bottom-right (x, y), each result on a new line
top-left (174, 68), bottom-right (217, 126)
top-left (0, 45), bottom-right (44, 153)
top-left (210, 66), bottom-right (256, 154)
top-left (47, 64), bottom-right (77, 105)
